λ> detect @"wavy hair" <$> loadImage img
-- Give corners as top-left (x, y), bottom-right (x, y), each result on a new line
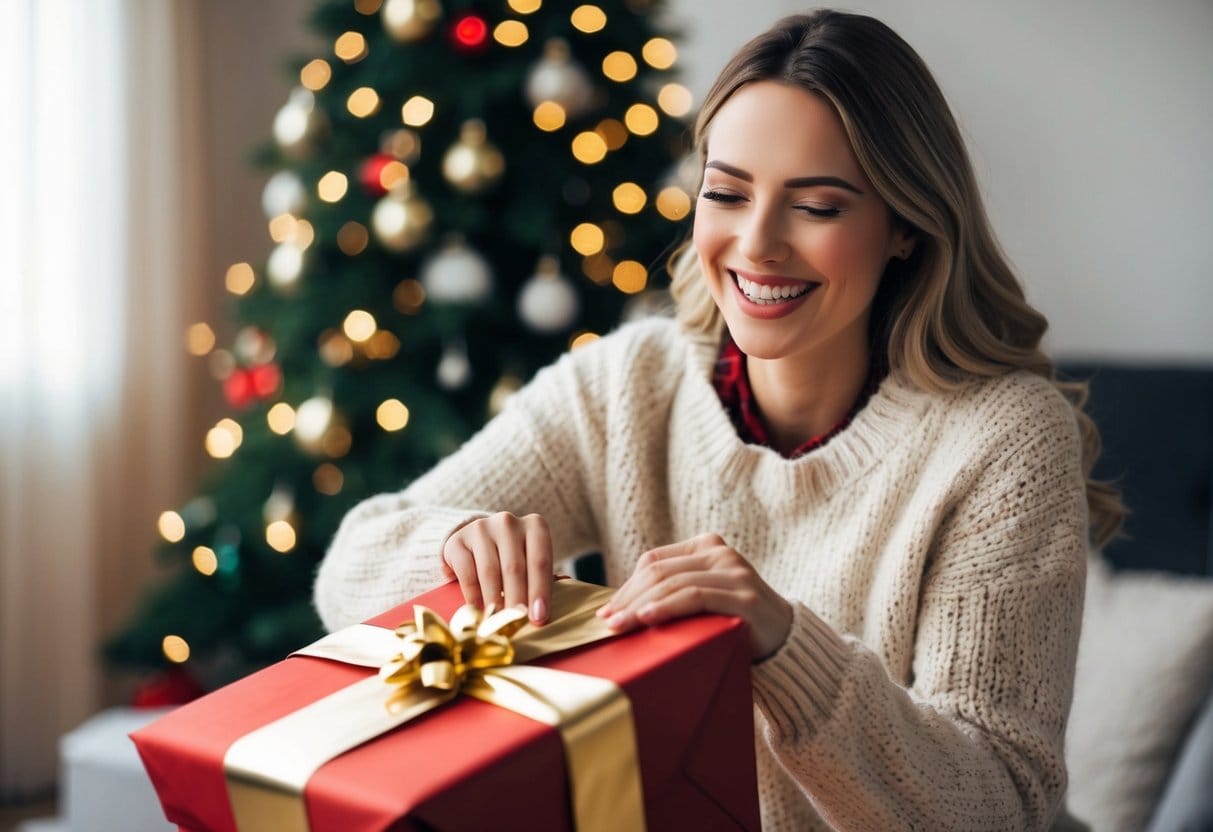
top-left (668, 10), bottom-right (1123, 546)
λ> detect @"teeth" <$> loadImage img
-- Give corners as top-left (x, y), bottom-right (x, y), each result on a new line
top-left (735, 274), bottom-right (813, 304)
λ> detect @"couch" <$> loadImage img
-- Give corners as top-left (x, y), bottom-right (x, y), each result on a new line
top-left (1058, 364), bottom-right (1213, 832)
top-left (572, 362), bottom-right (1213, 831)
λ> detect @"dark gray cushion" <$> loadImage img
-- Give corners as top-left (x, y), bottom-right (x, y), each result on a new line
top-left (1145, 686), bottom-right (1213, 832)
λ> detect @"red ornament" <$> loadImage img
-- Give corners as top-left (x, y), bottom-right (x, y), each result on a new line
top-left (249, 362), bottom-right (282, 398)
top-left (452, 14), bottom-right (489, 51)
top-left (358, 153), bottom-right (395, 197)
top-left (223, 369), bottom-right (255, 409)
top-left (131, 666), bottom-right (206, 708)
top-left (223, 363), bottom-right (281, 408)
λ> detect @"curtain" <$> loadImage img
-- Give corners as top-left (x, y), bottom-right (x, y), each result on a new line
top-left (0, 0), bottom-right (205, 796)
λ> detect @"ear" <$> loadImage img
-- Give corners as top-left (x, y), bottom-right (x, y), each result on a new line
top-left (888, 224), bottom-right (917, 262)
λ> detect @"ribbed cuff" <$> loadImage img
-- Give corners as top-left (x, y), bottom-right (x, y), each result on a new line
top-left (751, 601), bottom-right (851, 739)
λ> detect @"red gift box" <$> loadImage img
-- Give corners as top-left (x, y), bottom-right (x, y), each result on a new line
top-left (131, 580), bottom-right (760, 831)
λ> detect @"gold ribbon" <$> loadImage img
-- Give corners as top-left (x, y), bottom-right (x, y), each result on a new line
top-left (223, 580), bottom-right (646, 832)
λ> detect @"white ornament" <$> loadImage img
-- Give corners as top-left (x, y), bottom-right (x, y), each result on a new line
top-left (436, 341), bottom-right (472, 390)
top-left (261, 170), bottom-right (307, 219)
top-left (525, 39), bottom-right (594, 118)
top-left (293, 396), bottom-right (335, 453)
top-left (273, 88), bottom-right (327, 157)
top-left (517, 256), bottom-right (580, 333)
top-left (266, 243), bottom-right (304, 292)
top-left (421, 237), bottom-right (493, 304)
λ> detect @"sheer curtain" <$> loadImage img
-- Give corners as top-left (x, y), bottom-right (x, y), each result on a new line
top-left (0, 0), bottom-right (204, 796)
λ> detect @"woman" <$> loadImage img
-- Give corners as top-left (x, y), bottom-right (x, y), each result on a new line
top-left (315, 10), bottom-right (1122, 830)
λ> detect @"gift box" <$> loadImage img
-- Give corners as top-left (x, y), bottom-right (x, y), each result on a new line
top-left (131, 579), bottom-right (760, 831)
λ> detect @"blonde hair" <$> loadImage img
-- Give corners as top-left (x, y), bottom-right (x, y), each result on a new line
top-left (669, 10), bottom-right (1123, 547)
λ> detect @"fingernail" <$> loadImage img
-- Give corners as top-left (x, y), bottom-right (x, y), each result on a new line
top-left (531, 597), bottom-right (547, 624)
top-left (596, 604), bottom-right (611, 618)
top-left (606, 612), bottom-right (628, 630)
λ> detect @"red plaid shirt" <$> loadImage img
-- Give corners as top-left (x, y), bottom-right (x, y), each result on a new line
top-left (712, 335), bottom-right (886, 459)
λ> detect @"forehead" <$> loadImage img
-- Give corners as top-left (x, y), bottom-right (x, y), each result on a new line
top-left (704, 81), bottom-right (862, 179)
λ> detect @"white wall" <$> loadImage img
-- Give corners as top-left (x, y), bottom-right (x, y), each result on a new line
top-left (666, 0), bottom-right (1213, 363)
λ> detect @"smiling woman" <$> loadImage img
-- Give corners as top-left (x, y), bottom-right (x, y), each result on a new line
top-left (692, 82), bottom-right (914, 449)
top-left (315, 10), bottom-right (1122, 831)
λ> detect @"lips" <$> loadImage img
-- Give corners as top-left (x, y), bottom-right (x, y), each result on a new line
top-left (728, 270), bottom-right (819, 318)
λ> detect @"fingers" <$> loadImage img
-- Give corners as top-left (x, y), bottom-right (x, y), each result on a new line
top-left (605, 568), bottom-right (744, 631)
top-left (523, 514), bottom-right (553, 624)
top-left (601, 551), bottom-right (718, 616)
top-left (442, 536), bottom-right (483, 609)
top-left (601, 533), bottom-right (732, 616)
top-left (440, 512), bottom-right (553, 625)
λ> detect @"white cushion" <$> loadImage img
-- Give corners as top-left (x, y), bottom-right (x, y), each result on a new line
top-left (1065, 558), bottom-right (1213, 832)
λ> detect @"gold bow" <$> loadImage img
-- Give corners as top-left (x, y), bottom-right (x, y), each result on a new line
top-left (223, 580), bottom-right (646, 832)
top-left (380, 603), bottom-right (528, 708)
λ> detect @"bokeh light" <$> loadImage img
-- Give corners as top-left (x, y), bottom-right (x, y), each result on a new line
top-left (612, 182), bottom-right (647, 214)
top-left (266, 402), bottom-right (296, 435)
top-left (225, 262), bottom-right (255, 295)
top-left (376, 399), bottom-right (411, 431)
top-left (601, 51), bottom-right (637, 82)
top-left (570, 5), bottom-right (606, 33)
top-left (158, 511), bottom-right (185, 543)
top-left (571, 131), bottom-right (608, 164)
top-left (401, 96), bottom-right (435, 127)
top-left (642, 37), bottom-right (676, 69)
top-left (162, 635), bottom-right (190, 663)
top-left (186, 323), bottom-right (215, 356)
top-left (612, 260), bottom-right (648, 294)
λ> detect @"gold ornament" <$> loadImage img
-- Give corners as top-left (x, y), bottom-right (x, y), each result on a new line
top-left (272, 88), bottom-right (329, 158)
top-left (382, 0), bottom-right (442, 42)
top-left (489, 373), bottom-right (523, 416)
top-left (442, 120), bottom-right (505, 194)
top-left (525, 39), bottom-right (595, 118)
top-left (380, 128), bottom-right (421, 164)
top-left (371, 182), bottom-right (433, 252)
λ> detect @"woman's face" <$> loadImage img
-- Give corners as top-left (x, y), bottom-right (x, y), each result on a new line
top-left (693, 81), bottom-right (912, 367)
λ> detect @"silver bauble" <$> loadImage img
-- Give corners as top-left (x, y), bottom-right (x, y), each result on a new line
top-left (420, 237), bottom-right (493, 304)
top-left (517, 256), bottom-right (580, 333)
top-left (525, 39), bottom-right (595, 118)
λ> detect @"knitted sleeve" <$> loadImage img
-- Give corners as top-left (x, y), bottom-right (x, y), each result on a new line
top-left (751, 381), bottom-right (1089, 831)
top-left (313, 350), bottom-right (604, 632)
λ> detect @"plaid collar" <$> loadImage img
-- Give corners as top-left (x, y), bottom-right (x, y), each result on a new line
top-left (712, 334), bottom-right (886, 459)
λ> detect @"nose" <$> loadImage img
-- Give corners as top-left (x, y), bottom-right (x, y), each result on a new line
top-left (737, 200), bottom-right (790, 264)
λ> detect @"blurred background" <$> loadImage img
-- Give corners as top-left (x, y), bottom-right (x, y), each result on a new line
top-left (1, 0), bottom-right (1210, 823)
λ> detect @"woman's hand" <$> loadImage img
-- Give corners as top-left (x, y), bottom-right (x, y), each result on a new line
top-left (598, 533), bottom-right (793, 661)
top-left (441, 512), bottom-right (553, 625)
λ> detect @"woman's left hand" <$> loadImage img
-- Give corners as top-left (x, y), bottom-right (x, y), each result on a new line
top-left (597, 533), bottom-right (793, 661)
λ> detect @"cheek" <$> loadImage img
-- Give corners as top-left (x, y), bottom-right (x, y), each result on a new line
top-left (692, 213), bottom-right (729, 290)
top-left (813, 224), bottom-right (892, 277)
top-left (691, 210), bottom-right (717, 258)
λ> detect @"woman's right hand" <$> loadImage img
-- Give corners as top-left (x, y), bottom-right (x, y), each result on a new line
top-left (441, 511), bottom-right (554, 625)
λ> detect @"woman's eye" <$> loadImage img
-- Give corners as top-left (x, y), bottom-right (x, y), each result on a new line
top-left (700, 190), bottom-right (743, 204)
top-left (797, 205), bottom-right (841, 218)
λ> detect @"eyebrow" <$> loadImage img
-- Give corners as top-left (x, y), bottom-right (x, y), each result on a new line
top-left (704, 160), bottom-right (865, 195)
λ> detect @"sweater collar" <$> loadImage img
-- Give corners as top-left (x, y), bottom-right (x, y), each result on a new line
top-left (679, 329), bottom-right (932, 495)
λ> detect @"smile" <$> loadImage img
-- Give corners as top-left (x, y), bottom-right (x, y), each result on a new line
top-left (728, 271), bottom-right (820, 319)
top-left (734, 273), bottom-right (816, 304)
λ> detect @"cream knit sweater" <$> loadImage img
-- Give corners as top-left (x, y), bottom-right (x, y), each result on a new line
top-left (314, 317), bottom-right (1089, 831)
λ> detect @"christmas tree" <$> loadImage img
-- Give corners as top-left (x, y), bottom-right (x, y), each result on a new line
top-left (105, 0), bottom-right (693, 691)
